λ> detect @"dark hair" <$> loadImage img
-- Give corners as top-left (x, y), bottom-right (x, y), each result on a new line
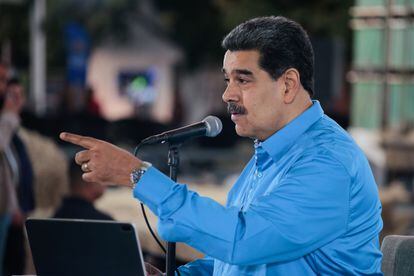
top-left (6, 77), bottom-right (20, 87)
top-left (222, 16), bottom-right (314, 96)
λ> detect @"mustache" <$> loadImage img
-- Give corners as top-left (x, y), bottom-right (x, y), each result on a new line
top-left (227, 102), bottom-right (247, 115)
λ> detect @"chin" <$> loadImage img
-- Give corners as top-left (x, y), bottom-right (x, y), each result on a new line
top-left (235, 125), bottom-right (253, 138)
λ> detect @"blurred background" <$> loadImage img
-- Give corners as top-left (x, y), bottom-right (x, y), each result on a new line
top-left (1, 0), bottom-right (414, 274)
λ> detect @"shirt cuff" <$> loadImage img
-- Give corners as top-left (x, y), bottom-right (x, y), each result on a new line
top-left (132, 166), bottom-right (175, 215)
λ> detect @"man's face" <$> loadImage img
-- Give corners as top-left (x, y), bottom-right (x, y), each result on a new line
top-left (222, 50), bottom-right (286, 141)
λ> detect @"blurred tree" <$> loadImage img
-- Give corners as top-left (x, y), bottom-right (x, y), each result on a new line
top-left (154, 0), bottom-right (354, 67)
top-left (0, 1), bottom-right (30, 68)
top-left (154, 0), bottom-right (225, 68)
top-left (0, 0), bottom-right (354, 70)
top-left (215, 0), bottom-right (353, 37)
top-left (0, 0), bottom-right (152, 68)
top-left (45, 0), bottom-right (149, 68)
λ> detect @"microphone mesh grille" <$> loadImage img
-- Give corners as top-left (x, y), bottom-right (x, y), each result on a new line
top-left (203, 116), bottom-right (223, 137)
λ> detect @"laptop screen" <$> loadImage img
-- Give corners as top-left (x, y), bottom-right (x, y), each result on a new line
top-left (26, 218), bottom-right (146, 276)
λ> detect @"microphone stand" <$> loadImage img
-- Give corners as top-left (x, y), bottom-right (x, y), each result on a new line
top-left (166, 142), bottom-right (180, 276)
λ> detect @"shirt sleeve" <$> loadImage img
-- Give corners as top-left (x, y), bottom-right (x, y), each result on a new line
top-left (133, 152), bottom-right (351, 265)
top-left (0, 111), bottom-right (20, 151)
top-left (176, 257), bottom-right (214, 276)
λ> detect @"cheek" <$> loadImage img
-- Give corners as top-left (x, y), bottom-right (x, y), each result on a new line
top-left (247, 95), bottom-right (275, 117)
top-left (252, 98), bottom-right (282, 128)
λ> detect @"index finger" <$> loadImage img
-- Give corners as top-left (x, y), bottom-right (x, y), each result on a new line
top-left (59, 132), bottom-right (97, 149)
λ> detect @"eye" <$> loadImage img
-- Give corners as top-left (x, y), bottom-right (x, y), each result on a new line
top-left (237, 78), bottom-right (249, 84)
top-left (224, 77), bottom-right (230, 84)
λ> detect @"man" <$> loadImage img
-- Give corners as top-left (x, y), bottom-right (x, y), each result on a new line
top-left (0, 76), bottom-right (35, 276)
top-left (0, 66), bottom-right (34, 275)
top-left (0, 62), bottom-right (16, 276)
top-left (53, 161), bottom-right (113, 221)
top-left (60, 16), bottom-right (383, 275)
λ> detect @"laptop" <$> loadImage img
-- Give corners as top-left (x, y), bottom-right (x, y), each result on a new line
top-left (26, 218), bottom-right (146, 276)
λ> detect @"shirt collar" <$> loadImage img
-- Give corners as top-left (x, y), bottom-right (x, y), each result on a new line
top-left (258, 100), bottom-right (324, 163)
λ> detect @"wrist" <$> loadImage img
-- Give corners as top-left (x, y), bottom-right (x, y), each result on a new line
top-left (129, 161), bottom-right (152, 189)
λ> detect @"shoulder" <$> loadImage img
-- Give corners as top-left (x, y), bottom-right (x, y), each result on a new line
top-left (298, 115), bottom-right (368, 178)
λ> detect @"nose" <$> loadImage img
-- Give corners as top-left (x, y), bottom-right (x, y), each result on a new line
top-left (222, 82), bottom-right (240, 103)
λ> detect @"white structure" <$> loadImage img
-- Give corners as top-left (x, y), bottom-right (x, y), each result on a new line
top-left (30, 0), bottom-right (46, 115)
top-left (87, 23), bottom-right (183, 122)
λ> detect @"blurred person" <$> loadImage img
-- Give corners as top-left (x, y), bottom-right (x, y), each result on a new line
top-left (60, 16), bottom-right (383, 275)
top-left (0, 67), bottom-right (35, 276)
top-left (17, 125), bottom-right (70, 275)
top-left (53, 161), bottom-right (112, 221)
top-left (0, 62), bottom-right (14, 276)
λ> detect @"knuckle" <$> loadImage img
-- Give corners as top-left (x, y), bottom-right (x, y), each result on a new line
top-left (82, 173), bottom-right (90, 182)
top-left (92, 151), bottom-right (99, 159)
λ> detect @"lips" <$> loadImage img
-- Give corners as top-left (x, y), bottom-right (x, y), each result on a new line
top-left (231, 113), bottom-right (243, 122)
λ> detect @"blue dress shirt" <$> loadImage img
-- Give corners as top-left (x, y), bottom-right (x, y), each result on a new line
top-left (133, 101), bottom-right (383, 275)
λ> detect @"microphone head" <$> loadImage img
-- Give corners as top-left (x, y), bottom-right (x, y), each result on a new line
top-left (202, 116), bottom-right (223, 137)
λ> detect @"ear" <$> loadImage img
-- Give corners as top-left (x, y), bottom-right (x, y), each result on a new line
top-left (283, 68), bottom-right (300, 104)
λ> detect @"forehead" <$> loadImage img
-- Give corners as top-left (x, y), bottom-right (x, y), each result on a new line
top-left (222, 50), bottom-right (261, 74)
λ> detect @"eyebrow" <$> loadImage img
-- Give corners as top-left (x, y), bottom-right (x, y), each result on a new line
top-left (221, 68), bottom-right (253, 76)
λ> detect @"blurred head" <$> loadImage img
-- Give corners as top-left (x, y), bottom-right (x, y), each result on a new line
top-left (6, 78), bottom-right (25, 97)
top-left (69, 161), bottom-right (105, 202)
top-left (221, 16), bottom-right (314, 140)
top-left (4, 77), bottom-right (26, 114)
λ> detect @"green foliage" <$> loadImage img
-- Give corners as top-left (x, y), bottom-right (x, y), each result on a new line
top-left (45, 0), bottom-right (140, 67)
top-left (154, 0), bottom-right (225, 68)
top-left (0, 0), bottom-right (354, 70)
top-left (0, 0), bottom-right (30, 67)
top-left (215, 0), bottom-right (353, 37)
top-left (154, 0), bottom-right (353, 68)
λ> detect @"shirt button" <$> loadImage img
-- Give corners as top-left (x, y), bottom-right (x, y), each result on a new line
top-left (258, 172), bottom-right (262, 178)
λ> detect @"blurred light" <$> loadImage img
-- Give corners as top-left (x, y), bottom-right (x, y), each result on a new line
top-left (131, 76), bottom-right (148, 92)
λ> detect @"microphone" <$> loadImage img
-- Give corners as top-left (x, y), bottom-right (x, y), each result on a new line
top-left (140, 116), bottom-right (223, 145)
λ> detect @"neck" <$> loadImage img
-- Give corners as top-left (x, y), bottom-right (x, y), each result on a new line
top-left (288, 96), bottom-right (313, 122)
top-left (259, 92), bottom-right (313, 142)
top-left (281, 91), bottom-right (312, 126)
